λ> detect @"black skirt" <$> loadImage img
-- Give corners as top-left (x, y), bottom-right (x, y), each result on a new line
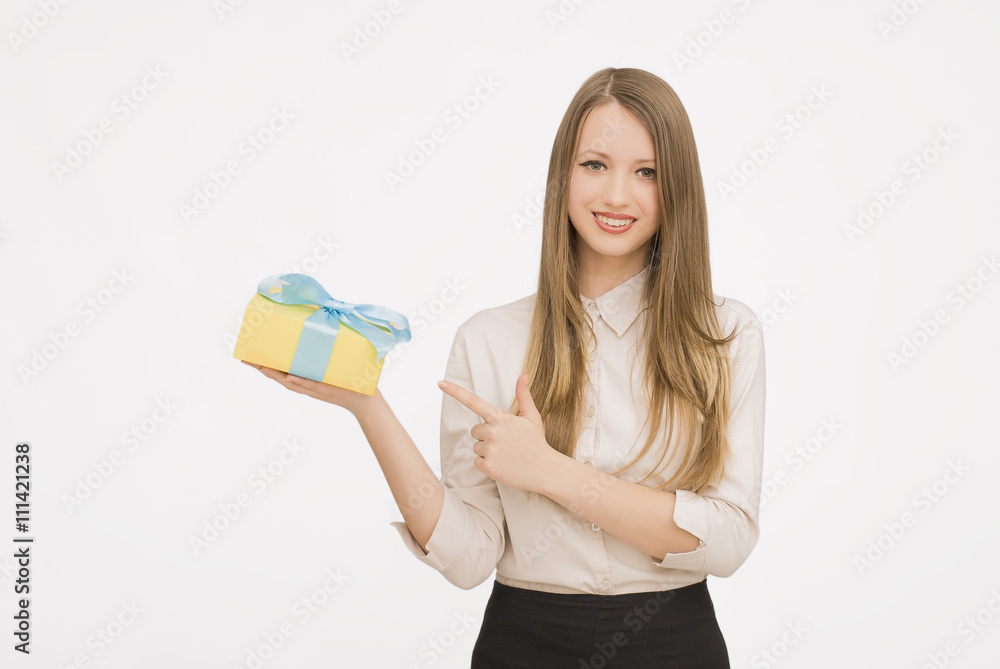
top-left (471, 578), bottom-right (730, 668)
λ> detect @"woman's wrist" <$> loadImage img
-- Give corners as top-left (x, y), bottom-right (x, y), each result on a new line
top-left (349, 387), bottom-right (386, 423)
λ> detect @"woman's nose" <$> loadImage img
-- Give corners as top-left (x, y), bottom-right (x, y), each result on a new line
top-left (602, 170), bottom-right (631, 207)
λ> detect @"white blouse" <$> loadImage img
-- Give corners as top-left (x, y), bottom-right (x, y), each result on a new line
top-left (391, 265), bottom-right (766, 594)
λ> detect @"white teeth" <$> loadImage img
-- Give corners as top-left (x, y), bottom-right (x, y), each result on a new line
top-left (595, 213), bottom-right (634, 227)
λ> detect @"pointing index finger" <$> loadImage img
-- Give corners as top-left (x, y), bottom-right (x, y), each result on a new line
top-left (438, 380), bottom-right (502, 422)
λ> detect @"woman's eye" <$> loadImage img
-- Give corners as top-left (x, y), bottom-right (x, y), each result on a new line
top-left (579, 161), bottom-right (655, 179)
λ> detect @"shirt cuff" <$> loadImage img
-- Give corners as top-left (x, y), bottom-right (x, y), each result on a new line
top-left (389, 486), bottom-right (471, 573)
top-left (650, 489), bottom-right (708, 572)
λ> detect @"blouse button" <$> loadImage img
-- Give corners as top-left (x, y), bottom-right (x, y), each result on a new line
top-left (600, 578), bottom-right (613, 591)
top-left (591, 523), bottom-right (601, 532)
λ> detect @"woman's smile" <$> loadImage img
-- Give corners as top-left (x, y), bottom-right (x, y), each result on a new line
top-left (593, 211), bottom-right (636, 232)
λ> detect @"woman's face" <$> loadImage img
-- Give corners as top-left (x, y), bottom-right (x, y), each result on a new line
top-left (567, 101), bottom-right (660, 279)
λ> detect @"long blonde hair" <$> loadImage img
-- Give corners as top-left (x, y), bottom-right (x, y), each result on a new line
top-left (510, 67), bottom-right (739, 497)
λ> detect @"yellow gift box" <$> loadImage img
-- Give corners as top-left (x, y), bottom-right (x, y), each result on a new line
top-left (233, 274), bottom-right (411, 396)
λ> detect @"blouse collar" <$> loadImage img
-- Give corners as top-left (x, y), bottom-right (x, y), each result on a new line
top-left (578, 265), bottom-right (650, 337)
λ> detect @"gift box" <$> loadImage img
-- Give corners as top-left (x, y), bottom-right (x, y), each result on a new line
top-left (233, 274), bottom-right (411, 395)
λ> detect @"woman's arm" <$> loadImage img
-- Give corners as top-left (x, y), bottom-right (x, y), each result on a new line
top-left (352, 389), bottom-right (444, 552)
top-left (246, 317), bottom-right (507, 591)
top-left (244, 363), bottom-right (443, 553)
top-left (540, 461), bottom-right (701, 559)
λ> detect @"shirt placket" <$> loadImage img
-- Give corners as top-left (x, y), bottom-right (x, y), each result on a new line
top-left (582, 299), bottom-right (614, 594)
top-left (579, 300), bottom-right (600, 469)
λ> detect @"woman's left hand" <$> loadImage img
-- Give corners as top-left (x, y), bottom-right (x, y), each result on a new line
top-left (438, 374), bottom-right (566, 494)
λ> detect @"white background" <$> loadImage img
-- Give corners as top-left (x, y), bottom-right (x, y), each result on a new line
top-left (2, 0), bottom-right (999, 667)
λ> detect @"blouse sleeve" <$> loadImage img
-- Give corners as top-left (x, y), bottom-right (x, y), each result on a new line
top-left (651, 308), bottom-right (766, 578)
top-left (389, 322), bottom-right (506, 590)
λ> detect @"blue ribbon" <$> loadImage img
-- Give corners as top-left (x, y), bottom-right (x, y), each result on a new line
top-left (256, 274), bottom-right (411, 382)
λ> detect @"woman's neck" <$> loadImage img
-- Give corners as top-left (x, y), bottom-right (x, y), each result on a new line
top-left (577, 258), bottom-right (648, 300)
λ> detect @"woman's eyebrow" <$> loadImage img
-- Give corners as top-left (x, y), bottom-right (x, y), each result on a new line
top-left (576, 149), bottom-right (655, 164)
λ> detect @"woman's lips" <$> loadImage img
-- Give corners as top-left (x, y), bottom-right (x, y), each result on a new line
top-left (592, 212), bottom-right (636, 233)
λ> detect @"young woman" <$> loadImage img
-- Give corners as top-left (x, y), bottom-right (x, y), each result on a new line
top-left (246, 67), bottom-right (765, 668)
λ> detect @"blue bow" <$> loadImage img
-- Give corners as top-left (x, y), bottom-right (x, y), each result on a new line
top-left (257, 273), bottom-right (411, 381)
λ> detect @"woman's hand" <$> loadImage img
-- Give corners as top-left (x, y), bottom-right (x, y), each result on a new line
top-left (438, 373), bottom-right (567, 494)
top-left (242, 361), bottom-right (380, 417)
